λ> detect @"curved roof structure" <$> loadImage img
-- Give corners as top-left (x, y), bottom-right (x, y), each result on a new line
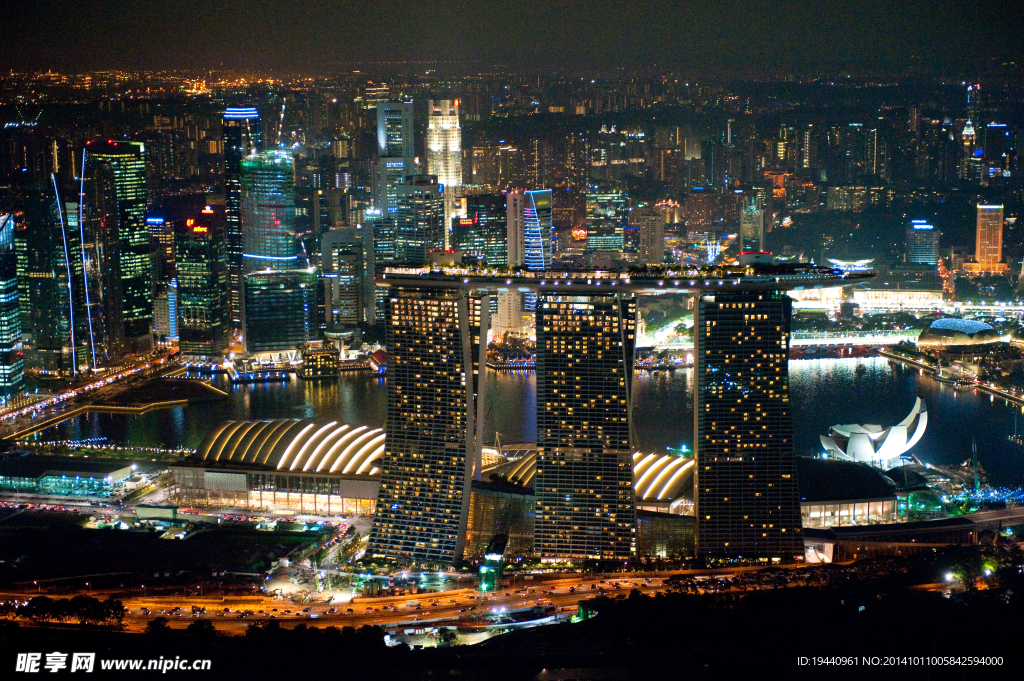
top-left (195, 419), bottom-right (385, 476)
top-left (819, 397), bottom-right (927, 464)
top-left (918, 318), bottom-right (1001, 347)
top-left (488, 450), bottom-right (695, 507)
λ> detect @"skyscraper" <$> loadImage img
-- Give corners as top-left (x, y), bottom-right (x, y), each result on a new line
top-left (321, 227), bottom-right (368, 329)
top-left (905, 221), bottom-right (940, 265)
top-left (87, 141), bottom-right (152, 353)
top-left (967, 204), bottom-right (1006, 273)
top-left (394, 174), bottom-right (445, 264)
top-left (243, 269), bottom-right (316, 355)
top-left (534, 293), bottom-right (637, 560)
top-left (426, 100), bottom-right (462, 246)
top-left (222, 107), bottom-right (263, 330)
top-left (740, 198), bottom-right (765, 252)
top-left (637, 213), bottom-right (665, 265)
top-left (376, 101), bottom-right (415, 215)
top-left (0, 214), bottom-right (24, 399)
top-left (367, 286), bottom-right (489, 564)
top-left (176, 208), bottom-right (228, 360)
top-left (453, 194), bottom-right (507, 266)
top-left (694, 290), bottom-right (804, 562)
top-left (240, 150), bottom-right (298, 272)
top-left (507, 189), bottom-right (552, 270)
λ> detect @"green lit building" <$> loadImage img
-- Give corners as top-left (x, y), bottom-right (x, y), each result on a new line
top-left (243, 269), bottom-right (316, 354)
top-left (176, 208), bottom-right (228, 360)
top-left (87, 141), bottom-right (152, 354)
top-left (241, 150), bottom-right (299, 273)
top-left (0, 458), bottom-right (133, 498)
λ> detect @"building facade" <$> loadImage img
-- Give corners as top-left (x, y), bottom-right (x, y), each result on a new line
top-left (637, 213), bottom-right (665, 265)
top-left (376, 101), bottom-right (415, 215)
top-left (242, 269), bottom-right (316, 354)
top-left (534, 293), bottom-right (637, 560)
top-left (453, 194), bottom-right (507, 267)
top-left (176, 209), bottom-right (228, 360)
top-left (222, 107), bottom-right (263, 330)
top-left (968, 203), bottom-right (1006, 273)
top-left (240, 150), bottom-right (298, 273)
top-left (0, 215), bottom-right (23, 399)
top-left (694, 290), bottom-right (804, 562)
top-left (904, 221), bottom-right (940, 265)
top-left (740, 198), bottom-right (764, 253)
top-left (394, 175), bottom-right (445, 265)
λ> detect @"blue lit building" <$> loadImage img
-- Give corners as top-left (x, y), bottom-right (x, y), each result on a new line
top-left (905, 221), bottom-right (940, 265)
top-left (223, 107), bottom-right (263, 329)
top-left (0, 215), bottom-right (23, 400)
top-left (376, 101), bottom-right (415, 214)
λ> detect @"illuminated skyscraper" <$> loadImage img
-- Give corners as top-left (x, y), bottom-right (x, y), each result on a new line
top-left (0, 214), bottom-right (23, 399)
top-left (176, 208), bottom-right (228, 360)
top-left (376, 101), bottom-right (415, 215)
top-left (321, 227), bottom-right (368, 329)
top-left (243, 269), bottom-right (316, 354)
top-left (427, 100), bottom-right (462, 245)
top-left (534, 293), bottom-right (637, 560)
top-left (507, 189), bottom-right (552, 270)
top-left (426, 99), bottom-right (462, 187)
top-left (367, 286), bottom-right (489, 564)
top-left (394, 174), bottom-right (445, 264)
top-left (694, 291), bottom-right (803, 562)
top-left (87, 141), bottom-right (152, 353)
top-left (240, 150), bottom-right (298, 272)
top-left (905, 221), bottom-right (940, 265)
top-left (222, 107), bottom-right (263, 330)
top-left (740, 198), bottom-right (764, 252)
top-left (637, 213), bottom-right (665, 265)
top-left (453, 194), bottom-right (507, 266)
top-left (969, 204), bottom-right (1005, 273)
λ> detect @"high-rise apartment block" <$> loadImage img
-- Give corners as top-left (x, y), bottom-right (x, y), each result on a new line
top-left (534, 293), bottom-right (637, 560)
top-left (637, 213), bottom-right (665, 265)
top-left (694, 290), bottom-right (804, 562)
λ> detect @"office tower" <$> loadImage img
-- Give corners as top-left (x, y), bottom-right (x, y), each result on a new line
top-left (176, 209), bottom-right (228, 360)
top-left (905, 221), bottom-right (940, 265)
top-left (321, 227), bottom-right (367, 329)
top-left (0, 214), bottom-right (23, 399)
top-left (637, 213), bottom-right (665, 265)
top-left (585, 187), bottom-right (628, 253)
top-left (243, 269), bottom-right (316, 354)
top-left (426, 100), bottom-right (462, 246)
top-left (534, 293), bottom-right (637, 560)
top-left (376, 101), bottom-right (415, 214)
top-left (683, 188), bottom-right (716, 241)
top-left (147, 216), bottom-right (175, 285)
top-left (971, 204), bottom-right (1005, 272)
top-left (453, 194), bottom-right (507, 266)
top-left (694, 290), bottom-right (804, 562)
top-left (507, 189), bottom-right (552, 270)
top-left (240, 149), bottom-right (298, 272)
top-left (740, 198), bottom-right (765, 252)
top-left (152, 285), bottom-right (177, 342)
top-left (87, 141), bottom-right (152, 353)
top-left (394, 174), bottom-right (445, 264)
top-left (16, 179), bottom-right (96, 374)
top-left (367, 287), bottom-right (490, 565)
top-left (223, 107), bottom-right (263, 330)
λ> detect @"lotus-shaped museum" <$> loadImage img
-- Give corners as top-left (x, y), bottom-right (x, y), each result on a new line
top-left (819, 397), bottom-right (927, 468)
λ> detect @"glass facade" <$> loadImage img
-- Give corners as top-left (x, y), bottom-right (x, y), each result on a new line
top-left (87, 141), bottom-right (151, 345)
top-left (694, 291), bottom-right (804, 562)
top-left (453, 194), bottom-right (507, 266)
top-left (240, 150), bottom-right (298, 272)
top-left (534, 293), bottom-right (637, 560)
top-left (176, 210), bottom-right (228, 359)
top-left (394, 175), bottom-right (445, 265)
top-left (376, 101), bottom-right (415, 214)
top-left (223, 108), bottom-right (263, 329)
top-left (243, 269), bottom-right (316, 354)
top-left (0, 215), bottom-right (23, 398)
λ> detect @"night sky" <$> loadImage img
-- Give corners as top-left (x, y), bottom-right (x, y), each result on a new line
top-left (2, 0), bottom-right (1022, 73)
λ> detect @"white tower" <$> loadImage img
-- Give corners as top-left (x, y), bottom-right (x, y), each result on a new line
top-left (427, 100), bottom-right (462, 247)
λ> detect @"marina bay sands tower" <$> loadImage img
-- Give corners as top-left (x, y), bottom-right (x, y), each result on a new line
top-left (367, 267), bottom-right (868, 565)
